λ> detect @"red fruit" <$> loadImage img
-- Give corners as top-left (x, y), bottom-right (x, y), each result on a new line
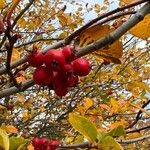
top-left (62, 46), bottom-right (76, 62)
top-left (67, 75), bottom-right (79, 87)
top-left (44, 49), bottom-right (65, 71)
top-left (38, 138), bottom-right (48, 146)
top-left (62, 64), bottom-right (73, 76)
top-left (32, 138), bottom-right (41, 147)
top-left (28, 51), bottom-right (44, 67)
top-left (33, 66), bottom-right (52, 86)
top-left (53, 72), bottom-right (68, 97)
top-left (49, 140), bottom-right (59, 150)
top-left (45, 146), bottom-right (52, 150)
top-left (72, 58), bottom-right (91, 76)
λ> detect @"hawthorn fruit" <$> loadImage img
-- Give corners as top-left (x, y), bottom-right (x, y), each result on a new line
top-left (44, 49), bottom-right (65, 71)
top-left (33, 66), bottom-right (52, 86)
top-left (62, 46), bottom-right (76, 62)
top-left (72, 58), bottom-right (91, 76)
top-left (28, 50), bottom-right (44, 67)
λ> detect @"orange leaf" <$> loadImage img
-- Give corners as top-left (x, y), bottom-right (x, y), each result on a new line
top-left (27, 144), bottom-right (34, 150)
top-left (79, 24), bottom-right (123, 63)
top-left (1, 125), bottom-right (18, 133)
top-left (129, 14), bottom-right (150, 39)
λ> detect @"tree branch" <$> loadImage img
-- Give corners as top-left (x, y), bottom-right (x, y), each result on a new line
top-left (118, 134), bottom-right (150, 144)
top-left (126, 99), bottom-right (150, 129)
top-left (76, 1), bottom-right (150, 57)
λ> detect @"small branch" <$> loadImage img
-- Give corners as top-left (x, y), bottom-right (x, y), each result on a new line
top-left (12, 0), bottom-right (35, 27)
top-left (118, 134), bottom-right (150, 144)
top-left (15, 38), bottom-right (63, 48)
top-left (76, 1), bottom-right (150, 57)
top-left (0, 79), bottom-right (34, 99)
top-left (126, 125), bottom-right (150, 134)
top-left (65, 0), bottom-right (149, 44)
top-left (126, 100), bottom-right (150, 129)
top-left (5, 29), bottom-right (20, 88)
top-left (57, 142), bottom-right (91, 150)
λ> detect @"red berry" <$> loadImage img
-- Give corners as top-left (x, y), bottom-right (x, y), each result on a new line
top-left (53, 72), bottom-right (68, 97)
top-left (32, 138), bottom-right (41, 147)
top-left (38, 138), bottom-right (48, 146)
top-left (28, 51), bottom-right (44, 67)
top-left (62, 46), bottom-right (76, 62)
top-left (62, 64), bottom-right (73, 76)
top-left (33, 66), bottom-right (52, 86)
top-left (67, 75), bottom-right (79, 87)
top-left (49, 140), bottom-right (59, 150)
top-left (44, 49), bottom-right (65, 71)
top-left (72, 58), bottom-right (91, 76)
top-left (45, 146), bottom-right (52, 150)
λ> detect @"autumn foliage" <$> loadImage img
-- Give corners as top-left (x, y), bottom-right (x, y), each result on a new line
top-left (0, 0), bottom-right (150, 150)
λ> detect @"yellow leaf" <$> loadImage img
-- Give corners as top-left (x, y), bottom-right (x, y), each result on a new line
top-left (11, 48), bottom-right (20, 63)
top-left (1, 125), bottom-right (18, 133)
top-left (0, 0), bottom-right (6, 9)
top-left (0, 105), bottom-right (6, 110)
top-left (110, 119), bottom-right (127, 129)
top-left (16, 94), bottom-right (26, 103)
top-left (110, 98), bottom-right (119, 114)
top-left (79, 25), bottom-right (123, 63)
top-left (18, 18), bottom-right (27, 28)
top-left (57, 13), bottom-right (72, 26)
top-left (130, 14), bottom-right (150, 39)
top-left (69, 113), bottom-right (97, 142)
top-left (83, 98), bottom-right (93, 110)
top-left (0, 129), bottom-right (9, 150)
top-left (128, 82), bottom-right (150, 92)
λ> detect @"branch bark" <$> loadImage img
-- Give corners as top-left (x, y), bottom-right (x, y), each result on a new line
top-left (76, 1), bottom-right (150, 57)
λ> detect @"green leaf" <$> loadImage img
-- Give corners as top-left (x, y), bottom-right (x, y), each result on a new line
top-left (107, 125), bottom-right (126, 137)
top-left (69, 113), bottom-right (98, 142)
top-left (0, 129), bottom-right (9, 150)
top-left (97, 132), bottom-right (107, 142)
top-left (100, 136), bottom-right (123, 150)
top-left (9, 137), bottom-right (29, 150)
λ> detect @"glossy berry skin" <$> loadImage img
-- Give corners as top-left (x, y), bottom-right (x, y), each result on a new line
top-left (62, 64), bottom-right (73, 77)
top-left (72, 58), bottom-right (91, 76)
top-left (28, 51), bottom-right (44, 67)
top-left (52, 72), bottom-right (68, 97)
top-left (44, 49), bottom-right (65, 71)
top-left (62, 46), bottom-right (76, 62)
top-left (49, 140), bottom-right (60, 150)
top-left (67, 75), bottom-right (79, 87)
top-left (32, 138), bottom-right (41, 147)
top-left (33, 66), bottom-right (52, 86)
top-left (38, 138), bottom-right (48, 145)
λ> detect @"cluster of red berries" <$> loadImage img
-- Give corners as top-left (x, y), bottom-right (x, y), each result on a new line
top-left (32, 138), bottom-right (59, 150)
top-left (28, 46), bottom-right (91, 97)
